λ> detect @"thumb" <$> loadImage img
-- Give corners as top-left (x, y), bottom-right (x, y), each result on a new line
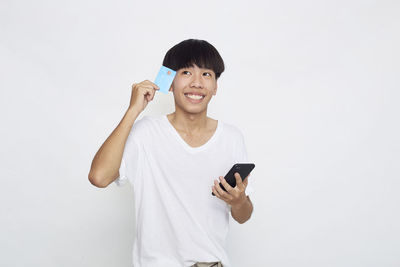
top-left (243, 176), bottom-right (249, 187)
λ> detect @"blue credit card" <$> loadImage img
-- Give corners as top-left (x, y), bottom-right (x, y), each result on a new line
top-left (154, 66), bottom-right (176, 94)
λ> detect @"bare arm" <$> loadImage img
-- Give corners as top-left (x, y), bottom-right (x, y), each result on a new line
top-left (231, 196), bottom-right (253, 224)
top-left (88, 80), bottom-right (159, 188)
top-left (88, 108), bottom-right (140, 188)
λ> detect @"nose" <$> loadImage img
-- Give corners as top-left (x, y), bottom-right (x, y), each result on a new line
top-left (190, 73), bottom-right (203, 88)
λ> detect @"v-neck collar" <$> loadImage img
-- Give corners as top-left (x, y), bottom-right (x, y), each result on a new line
top-left (162, 114), bottom-right (222, 153)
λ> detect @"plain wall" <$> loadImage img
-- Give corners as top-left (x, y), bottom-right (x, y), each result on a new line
top-left (1, 0), bottom-right (399, 266)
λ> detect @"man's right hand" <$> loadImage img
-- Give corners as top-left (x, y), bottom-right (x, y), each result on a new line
top-left (129, 80), bottom-right (160, 113)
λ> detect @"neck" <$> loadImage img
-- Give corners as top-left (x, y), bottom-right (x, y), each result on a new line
top-left (168, 108), bottom-right (209, 134)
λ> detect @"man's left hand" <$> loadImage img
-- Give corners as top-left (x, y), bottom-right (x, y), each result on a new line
top-left (212, 172), bottom-right (249, 208)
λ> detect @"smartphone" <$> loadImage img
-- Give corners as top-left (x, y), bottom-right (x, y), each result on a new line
top-left (212, 163), bottom-right (255, 196)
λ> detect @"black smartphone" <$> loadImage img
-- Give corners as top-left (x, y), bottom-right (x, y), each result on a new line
top-left (212, 163), bottom-right (255, 196)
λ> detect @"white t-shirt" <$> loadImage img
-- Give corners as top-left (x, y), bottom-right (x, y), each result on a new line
top-left (116, 114), bottom-right (254, 267)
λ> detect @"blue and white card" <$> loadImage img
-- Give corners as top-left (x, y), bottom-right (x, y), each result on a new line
top-left (154, 65), bottom-right (176, 94)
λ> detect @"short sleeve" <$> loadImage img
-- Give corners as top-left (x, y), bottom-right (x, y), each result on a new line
top-left (115, 123), bottom-right (143, 187)
top-left (235, 131), bottom-right (255, 196)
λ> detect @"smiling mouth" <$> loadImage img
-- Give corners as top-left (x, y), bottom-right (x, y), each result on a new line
top-left (184, 93), bottom-right (205, 100)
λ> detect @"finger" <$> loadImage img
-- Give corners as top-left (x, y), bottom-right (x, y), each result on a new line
top-left (139, 85), bottom-right (157, 91)
top-left (214, 179), bottom-right (232, 201)
top-left (143, 80), bottom-right (160, 90)
top-left (244, 173), bottom-right (251, 186)
top-left (243, 176), bottom-right (249, 187)
top-left (234, 172), bottom-right (245, 190)
top-left (212, 184), bottom-right (224, 199)
top-left (212, 185), bottom-right (221, 198)
top-left (149, 89), bottom-right (156, 101)
top-left (219, 176), bottom-right (233, 193)
top-left (140, 87), bottom-right (155, 101)
top-left (141, 85), bottom-right (158, 101)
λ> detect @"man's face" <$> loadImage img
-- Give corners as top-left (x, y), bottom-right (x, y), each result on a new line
top-left (169, 64), bottom-right (218, 114)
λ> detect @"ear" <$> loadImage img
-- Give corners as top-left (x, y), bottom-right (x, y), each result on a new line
top-left (169, 79), bottom-right (176, 92)
top-left (212, 82), bottom-right (218, 96)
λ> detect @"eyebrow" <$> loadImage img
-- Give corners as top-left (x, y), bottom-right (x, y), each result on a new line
top-left (183, 67), bottom-right (213, 72)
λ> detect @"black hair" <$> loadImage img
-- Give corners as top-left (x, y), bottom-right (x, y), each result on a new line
top-left (162, 39), bottom-right (225, 80)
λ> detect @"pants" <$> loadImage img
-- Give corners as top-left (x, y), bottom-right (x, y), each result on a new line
top-left (191, 262), bottom-right (223, 267)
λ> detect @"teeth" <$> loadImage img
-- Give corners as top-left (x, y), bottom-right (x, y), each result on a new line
top-left (185, 94), bottom-right (204, 100)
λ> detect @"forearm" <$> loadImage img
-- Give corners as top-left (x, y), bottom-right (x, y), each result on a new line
top-left (88, 108), bottom-right (140, 187)
top-left (231, 197), bottom-right (253, 224)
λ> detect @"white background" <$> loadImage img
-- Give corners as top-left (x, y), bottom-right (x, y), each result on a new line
top-left (1, 0), bottom-right (399, 266)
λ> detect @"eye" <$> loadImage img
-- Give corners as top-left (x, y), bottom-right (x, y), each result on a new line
top-left (182, 70), bottom-right (191, 75)
top-left (203, 72), bottom-right (212, 77)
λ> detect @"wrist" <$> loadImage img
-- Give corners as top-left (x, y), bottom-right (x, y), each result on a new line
top-left (232, 196), bottom-right (248, 210)
top-left (127, 107), bottom-right (141, 117)
top-left (121, 108), bottom-right (140, 129)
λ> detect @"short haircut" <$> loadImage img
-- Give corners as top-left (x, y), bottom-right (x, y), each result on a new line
top-left (162, 39), bottom-right (225, 80)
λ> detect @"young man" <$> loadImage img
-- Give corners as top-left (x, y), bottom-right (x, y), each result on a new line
top-left (88, 39), bottom-right (254, 267)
